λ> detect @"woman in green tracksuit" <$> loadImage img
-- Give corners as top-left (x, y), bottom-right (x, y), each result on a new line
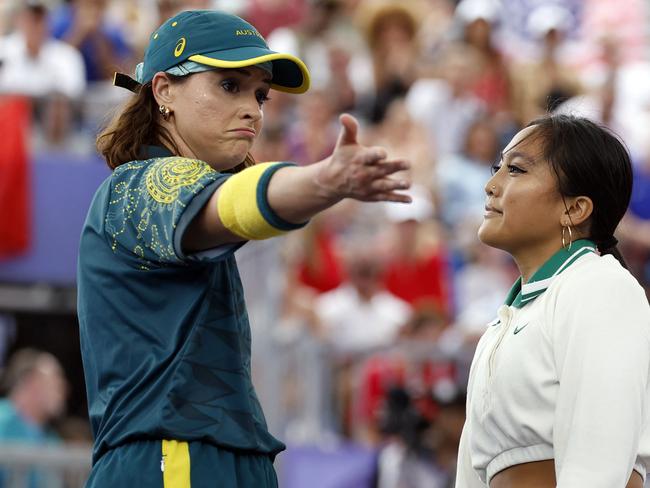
top-left (77, 9), bottom-right (411, 488)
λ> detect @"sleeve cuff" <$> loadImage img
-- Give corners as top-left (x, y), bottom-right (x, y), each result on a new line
top-left (173, 174), bottom-right (243, 263)
top-left (256, 162), bottom-right (310, 231)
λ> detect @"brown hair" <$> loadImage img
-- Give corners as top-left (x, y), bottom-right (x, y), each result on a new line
top-left (96, 77), bottom-right (255, 172)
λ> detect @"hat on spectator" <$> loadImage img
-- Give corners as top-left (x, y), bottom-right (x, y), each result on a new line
top-left (114, 9), bottom-right (310, 94)
top-left (455, 0), bottom-right (500, 24)
top-left (359, 1), bottom-right (421, 45)
top-left (527, 5), bottom-right (573, 38)
top-left (383, 184), bottom-right (434, 223)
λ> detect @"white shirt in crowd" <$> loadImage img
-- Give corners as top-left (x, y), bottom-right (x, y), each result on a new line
top-left (0, 32), bottom-right (86, 99)
top-left (316, 285), bottom-right (411, 355)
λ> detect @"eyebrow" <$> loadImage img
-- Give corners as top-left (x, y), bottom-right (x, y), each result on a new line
top-left (221, 68), bottom-right (272, 85)
top-left (501, 150), bottom-right (536, 165)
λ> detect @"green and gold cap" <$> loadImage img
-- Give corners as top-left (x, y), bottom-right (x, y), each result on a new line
top-left (114, 10), bottom-right (310, 94)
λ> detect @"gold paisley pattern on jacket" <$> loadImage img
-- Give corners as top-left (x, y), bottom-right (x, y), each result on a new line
top-left (146, 157), bottom-right (215, 204)
top-left (105, 157), bottom-right (223, 267)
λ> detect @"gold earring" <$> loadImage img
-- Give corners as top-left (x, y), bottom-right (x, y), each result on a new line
top-left (561, 225), bottom-right (573, 251)
top-left (159, 104), bottom-right (171, 120)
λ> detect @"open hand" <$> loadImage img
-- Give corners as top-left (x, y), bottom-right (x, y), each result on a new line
top-left (315, 114), bottom-right (411, 203)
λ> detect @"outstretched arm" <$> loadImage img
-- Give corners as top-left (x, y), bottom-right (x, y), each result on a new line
top-left (183, 114), bottom-right (411, 252)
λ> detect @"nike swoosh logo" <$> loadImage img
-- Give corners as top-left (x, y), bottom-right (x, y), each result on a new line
top-left (513, 323), bottom-right (529, 335)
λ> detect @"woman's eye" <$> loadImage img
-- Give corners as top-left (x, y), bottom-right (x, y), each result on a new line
top-left (507, 164), bottom-right (525, 174)
top-left (221, 80), bottom-right (238, 93)
top-left (256, 91), bottom-right (271, 106)
top-left (490, 163), bottom-right (501, 175)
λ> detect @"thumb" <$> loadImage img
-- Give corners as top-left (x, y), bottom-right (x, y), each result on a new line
top-left (336, 113), bottom-right (359, 146)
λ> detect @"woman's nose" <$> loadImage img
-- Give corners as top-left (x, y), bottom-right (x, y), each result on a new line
top-left (485, 176), bottom-right (498, 196)
top-left (241, 97), bottom-right (262, 122)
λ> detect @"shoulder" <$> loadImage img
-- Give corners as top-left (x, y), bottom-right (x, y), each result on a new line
top-left (0, 400), bottom-right (18, 431)
top-left (43, 38), bottom-right (84, 62)
top-left (113, 156), bottom-right (217, 176)
top-left (111, 156), bottom-right (220, 189)
top-left (0, 33), bottom-right (20, 51)
top-left (549, 253), bottom-right (650, 333)
top-left (557, 253), bottom-right (645, 299)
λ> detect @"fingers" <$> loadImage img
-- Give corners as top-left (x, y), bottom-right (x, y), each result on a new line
top-left (360, 146), bottom-right (389, 165)
top-left (336, 113), bottom-right (359, 146)
top-left (367, 191), bottom-right (412, 203)
top-left (369, 177), bottom-right (410, 194)
top-left (373, 158), bottom-right (410, 175)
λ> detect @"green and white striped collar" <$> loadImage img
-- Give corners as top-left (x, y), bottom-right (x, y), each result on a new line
top-left (504, 239), bottom-right (597, 308)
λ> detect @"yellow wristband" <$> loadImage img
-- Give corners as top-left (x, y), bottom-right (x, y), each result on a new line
top-left (217, 162), bottom-right (307, 240)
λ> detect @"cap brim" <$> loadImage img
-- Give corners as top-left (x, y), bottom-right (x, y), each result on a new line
top-left (189, 47), bottom-right (310, 94)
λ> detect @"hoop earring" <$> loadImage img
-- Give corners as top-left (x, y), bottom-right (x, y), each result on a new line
top-left (159, 104), bottom-right (171, 120)
top-left (561, 225), bottom-right (573, 251)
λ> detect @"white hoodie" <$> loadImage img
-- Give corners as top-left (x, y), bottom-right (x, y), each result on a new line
top-left (456, 241), bottom-right (650, 487)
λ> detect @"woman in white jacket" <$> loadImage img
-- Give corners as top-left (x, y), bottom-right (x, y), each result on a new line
top-left (456, 114), bottom-right (650, 488)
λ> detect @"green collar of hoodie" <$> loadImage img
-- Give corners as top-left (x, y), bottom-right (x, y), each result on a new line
top-left (504, 239), bottom-right (597, 308)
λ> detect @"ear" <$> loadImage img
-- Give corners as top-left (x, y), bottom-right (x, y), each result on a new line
top-left (560, 195), bottom-right (593, 227)
top-left (151, 72), bottom-right (175, 107)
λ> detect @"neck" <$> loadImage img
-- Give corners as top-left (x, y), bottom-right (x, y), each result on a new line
top-left (511, 239), bottom-right (563, 283)
top-left (354, 286), bottom-right (377, 302)
top-left (160, 120), bottom-right (198, 160)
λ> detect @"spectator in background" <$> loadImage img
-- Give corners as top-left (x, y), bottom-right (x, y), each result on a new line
top-left (0, 0), bottom-right (85, 98)
top-left (287, 89), bottom-right (338, 165)
top-left (51, 0), bottom-right (132, 83)
top-left (245, 0), bottom-right (306, 38)
top-left (358, 1), bottom-right (421, 123)
top-left (0, 348), bottom-right (67, 441)
top-left (451, 235), bottom-right (514, 340)
top-left (0, 0), bottom-right (86, 146)
top-left (292, 215), bottom-right (346, 294)
top-left (0, 348), bottom-right (67, 488)
top-left (382, 186), bottom-right (450, 315)
top-left (427, 388), bottom-right (466, 487)
top-left (406, 42), bottom-right (485, 159)
top-left (157, 0), bottom-right (184, 27)
top-left (354, 307), bottom-right (456, 446)
top-left (315, 244), bottom-right (411, 356)
top-left (435, 116), bottom-right (498, 231)
top-left (267, 0), bottom-right (363, 114)
top-left (314, 243), bottom-right (411, 437)
top-left (455, 0), bottom-right (511, 118)
top-left (374, 97), bottom-right (435, 188)
top-left (510, 4), bottom-right (583, 126)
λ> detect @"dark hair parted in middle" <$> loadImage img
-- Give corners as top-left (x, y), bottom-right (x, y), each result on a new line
top-left (526, 114), bottom-right (633, 266)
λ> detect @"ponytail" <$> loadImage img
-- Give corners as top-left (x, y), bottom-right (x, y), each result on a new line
top-left (595, 236), bottom-right (629, 269)
top-left (97, 83), bottom-right (178, 169)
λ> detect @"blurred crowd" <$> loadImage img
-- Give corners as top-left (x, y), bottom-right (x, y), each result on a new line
top-left (0, 0), bottom-right (649, 486)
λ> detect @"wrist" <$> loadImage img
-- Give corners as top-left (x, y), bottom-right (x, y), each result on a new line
top-left (311, 158), bottom-right (343, 205)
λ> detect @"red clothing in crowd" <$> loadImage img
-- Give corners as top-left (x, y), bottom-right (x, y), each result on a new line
top-left (297, 229), bottom-right (345, 293)
top-left (383, 251), bottom-right (450, 313)
top-left (355, 354), bottom-right (456, 426)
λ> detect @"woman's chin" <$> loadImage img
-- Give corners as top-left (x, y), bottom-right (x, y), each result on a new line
top-left (206, 154), bottom-right (248, 172)
top-left (477, 223), bottom-right (501, 249)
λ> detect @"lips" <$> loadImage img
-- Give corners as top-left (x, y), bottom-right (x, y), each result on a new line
top-left (485, 204), bottom-right (503, 214)
top-left (229, 127), bottom-right (256, 136)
